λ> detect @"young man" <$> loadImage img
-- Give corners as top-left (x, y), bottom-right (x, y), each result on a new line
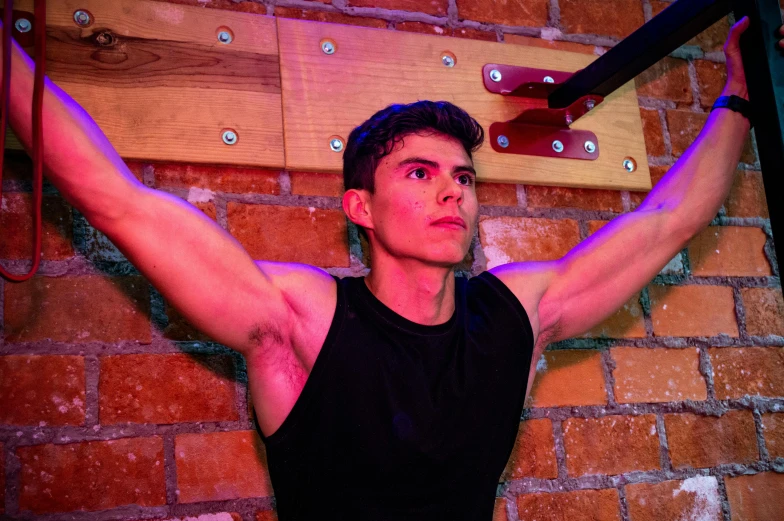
top-left (3, 13), bottom-right (776, 521)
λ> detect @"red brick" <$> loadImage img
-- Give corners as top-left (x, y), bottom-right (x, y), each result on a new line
top-left (528, 350), bottom-right (607, 408)
top-left (626, 477), bottom-right (723, 521)
top-left (635, 57), bottom-right (692, 104)
top-left (256, 511), bottom-right (279, 521)
top-left (134, 513), bottom-right (243, 521)
top-left (478, 216), bottom-right (580, 268)
top-left (0, 355), bottom-right (85, 426)
top-left (4, 276), bottom-right (151, 343)
top-left (741, 288), bottom-right (784, 337)
top-left (695, 60), bottom-right (727, 108)
top-left (99, 354), bottom-right (237, 424)
top-left (163, 299), bottom-right (218, 342)
top-left (348, 0), bottom-right (447, 16)
top-left (517, 488), bottom-right (620, 520)
top-left (227, 203), bottom-right (349, 267)
top-left (18, 437), bottom-right (165, 513)
top-left (650, 4), bottom-right (729, 52)
top-left (725, 170), bottom-right (769, 218)
top-left (146, 0), bottom-right (270, 13)
top-left (688, 226), bottom-right (771, 277)
top-left (395, 22), bottom-right (497, 41)
top-left (709, 347), bottom-right (784, 400)
top-left (640, 108), bottom-right (666, 157)
top-left (726, 472), bottom-right (784, 521)
top-left (0, 193), bottom-right (73, 260)
top-left (154, 164), bottom-right (279, 195)
top-left (504, 34), bottom-right (597, 54)
top-left (611, 347), bottom-right (706, 404)
top-left (273, 7), bottom-right (387, 28)
top-left (175, 430), bottom-right (273, 503)
top-left (580, 292), bottom-right (646, 339)
top-left (451, 27), bottom-right (499, 41)
top-left (290, 171), bottom-right (344, 197)
top-left (493, 498), bottom-right (508, 521)
top-left (667, 109), bottom-right (756, 163)
top-left (476, 182), bottom-right (518, 207)
top-left (456, 0), bottom-right (548, 27)
top-left (563, 414), bottom-right (660, 476)
top-left (630, 165), bottom-right (669, 210)
top-left (560, 0), bottom-right (645, 39)
top-left (664, 410), bottom-right (758, 468)
top-left (761, 413), bottom-right (784, 459)
top-left (501, 419), bottom-right (558, 480)
top-left (525, 185), bottom-right (623, 212)
top-left (648, 285), bottom-right (738, 337)
top-left (190, 201), bottom-right (217, 221)
top-left (0, 442), bottom-right (4, 514)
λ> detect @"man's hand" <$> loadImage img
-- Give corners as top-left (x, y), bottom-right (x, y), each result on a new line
top-left (722, 17), bottom-right (784, 101)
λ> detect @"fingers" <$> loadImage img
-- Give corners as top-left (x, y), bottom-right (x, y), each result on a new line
top-left (725, 16), bottom-right (749, 55)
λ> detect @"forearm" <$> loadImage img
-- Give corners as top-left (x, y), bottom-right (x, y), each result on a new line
top-left (5, 32), bottom-right (142, 223)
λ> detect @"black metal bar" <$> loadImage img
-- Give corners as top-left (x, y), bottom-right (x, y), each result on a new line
top-left (548, 0), bottom-right (732, 109)
top-left (733, 0), bottom-right (784, 279)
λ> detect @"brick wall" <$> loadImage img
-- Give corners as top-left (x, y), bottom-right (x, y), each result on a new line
top-left (1, 0), bottom-right (782, 520)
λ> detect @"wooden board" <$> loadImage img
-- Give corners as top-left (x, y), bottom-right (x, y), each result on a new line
top-left (5, 0), bottom-right (284, 168)
top-left (277, 17), bottom-right (651, 190)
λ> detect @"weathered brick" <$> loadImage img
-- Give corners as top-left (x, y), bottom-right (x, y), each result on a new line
top-left (667, 110), bottom-right (755, 163)
top-left (525, 185), bottom-right (623, 212)
top-left (640, 108), bottom-right (666, 157)
top-left (18, 437), bottom-right (165, 513)
top-left (611, 347), bottom-right (706, 404)
top-left (648, 285), bottom-right (738, 338)
top-left (228, 203), bottom-right (349, 267)
top-left (517, 488), bottom-right (620, 520)
top-left (138, 513), bottom-right (242, 521)
top-left (0, 442), bottom-right (4, 514)
top-left (175, 430), bottom-right (273, 503)
top-left (528, 350), bottom-right (607, 408)
top-left (664, 410), bottom-right (758, 468)
top-left (493, 498), bottom-right (508, 521)
top-left (4, 276), bottom-right (151, 343)
top-left (563, 414), bottom-right (660, 476)
top-left (0, 355), bottom-right (85, 426)
top-left (476, 182), bottom-right (518, 207)
top-left (629, 165), bottom-right (669, 210)
top-left (349, 0), bottom-right (447, 15)
top-left (0, 193), bottom-right (73, 260)
top-left (741, 288), bottom-right (784, 337)
top-left (761, 413), bottom-right (784, 459)
top-left (695, 60), bottom-right (727, 108)
top-left (581, 292), bottom-right (646, 339)
top-left (504, 34), bottom-right (597, 54)
top-left (626, 476), bottom-right (723, 521)
top-left (99, 353), bottom-right (238, 424)
top-left (456, 0), bottom-right (548, 27)
top-left (560, 0), bottom-right (645, 39)
top-left (501, 419), bottom-right (558, 480)
top-left (651, 3), bottom-right (729, 52)
top-left (478, 216), bottom-right (580, 268)
top-left (273, 7), bottom-right (387, 28)
top-left (190, 201), bottom-right (217, 222)
top-left (163, 301), bottom-right (215, 343)
top-left (725, 472), bottom-right (784, 521)
top-left (725, 170), bottom-right (769, 218)
top-left (635, 57), bottom-right (692, 104)
top-left (154, 163), bottom-right (279, 195)
top-left (255, 511), bottom-right (279, 521)
top-left (709, 347), bottom-right (784, 400)
top-left (290, 171), bottom-right (344, 197)
top-left (395, 22), bottom-right (497, 41)
top-left (688, 226), bottom-right (771, 277)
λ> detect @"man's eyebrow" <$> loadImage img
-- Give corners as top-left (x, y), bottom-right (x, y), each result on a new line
top-left (396, 157), bottom-right (477, 176)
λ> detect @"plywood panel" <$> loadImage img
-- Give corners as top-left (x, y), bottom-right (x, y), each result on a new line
top-left (5, 0), bottom-right (284, 168)
top-left (278, 17), bottom-right (651, 190)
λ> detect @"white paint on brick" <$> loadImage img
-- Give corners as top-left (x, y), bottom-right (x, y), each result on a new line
top-left (672, 476), bottom-right (721, 521)
top-left (536, 354), bottom-right (547, 372)
top-left (187, 187), bottom-right (215, 203)
top-left (540, 27), bottom-right (562, 41)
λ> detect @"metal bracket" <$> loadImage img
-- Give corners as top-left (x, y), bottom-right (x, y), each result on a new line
top-left (483, 64), bottom-right (604, 160)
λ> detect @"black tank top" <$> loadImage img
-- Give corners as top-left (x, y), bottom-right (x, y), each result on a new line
top-left (256, 271), bottom-right (535, 520)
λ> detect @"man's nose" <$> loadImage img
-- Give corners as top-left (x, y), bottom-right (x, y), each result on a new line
top-left (439, 177), bottom-right (463, 204)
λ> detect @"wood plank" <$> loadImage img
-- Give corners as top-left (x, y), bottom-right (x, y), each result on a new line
top-left (5, 0), bottom-right (284, 168)
top-left (277, 17), bottom-right (651, 190)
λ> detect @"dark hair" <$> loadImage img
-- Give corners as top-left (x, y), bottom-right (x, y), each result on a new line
top-left (343, 100), bottom-right (484, 194)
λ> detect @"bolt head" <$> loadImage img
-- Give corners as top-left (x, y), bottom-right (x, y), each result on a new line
top-left (552, 140), bottom-right (564, 153)
top-left (565, 114), bottom-right (573, 125)
top-left (585, 99), bottom-right (596, 110)
top-left (497, 135), bottom-right (509, 148)
top-left (218, 31), bottom-right (232, 44)
top-left (330, 138), bottom-right (344, 152)
top-left (14, 19), bottom-right (31, 33)
top-left (489, 69), bottom-right (502, 82)
top-left (442, 55), bottom-right (455, 67)
top-left (543, 76), bottom-right (555, 84)
top-left (74, 10), bottom-right (91, 26)
top-left (222, 131), bottom-right (237, 145)
top-left (623, 159), bottom-right (636, 172)
top-left (584, 141), bottom-right (596, 153)
top-left (322, 42), bottom-right (335, 55)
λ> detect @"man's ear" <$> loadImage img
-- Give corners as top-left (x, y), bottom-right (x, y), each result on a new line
top-left (342, 188), bottom-right (374, 231)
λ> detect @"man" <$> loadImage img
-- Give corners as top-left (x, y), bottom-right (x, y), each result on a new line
top-left (3, 11), bottom-right (777, 521)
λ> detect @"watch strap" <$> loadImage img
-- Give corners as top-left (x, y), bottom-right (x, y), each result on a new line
top-left (711, 95), bottom-right (753, 128)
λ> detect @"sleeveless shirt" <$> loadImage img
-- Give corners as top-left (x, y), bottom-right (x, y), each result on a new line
top-left (255, 271), bottom-right (535, 520)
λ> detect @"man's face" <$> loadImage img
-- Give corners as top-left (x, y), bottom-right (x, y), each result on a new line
top-left (359, 131), bottom-right (479, 267)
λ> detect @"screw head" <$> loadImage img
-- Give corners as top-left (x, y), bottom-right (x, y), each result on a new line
top-left (330, 138), bottom-right (344, 152)
top-left (74, 10), bottom-right (91, 26)
top-left (585, 99), bottom-right (596, 111)
top-left (552, 140), bottom-right (564, 153)
top-left (442, 55), bottom-right (455, 67)
top-left (489, 69), bottom-right (502, 82)
top-left (218, 31), bottom-right (232, 44)
top-left (222, 130), bottom-right (237, 145)
top-left (497, 135), bottom-right (509, 148)
top-left (14, 18), bottom-right (31, 33)
top-left (584, 141), bottom-right (596, 154)
top-left (565, 113), bottom-right (573, 126)
top-left (322, 41), bottom-right (335, 55)
top-left (543, 76), bottom-right (555, 84)
top-left (623, 158), bottom-right (636, 172)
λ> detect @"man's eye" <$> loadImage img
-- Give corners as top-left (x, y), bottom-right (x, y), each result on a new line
top-left (409, 168), bottom-right (427, 179)
top-left (457, 174), bottom-right (474, 186)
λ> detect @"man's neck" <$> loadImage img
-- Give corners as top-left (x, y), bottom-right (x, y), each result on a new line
top-left (365, 257), bottom-right (456, 326)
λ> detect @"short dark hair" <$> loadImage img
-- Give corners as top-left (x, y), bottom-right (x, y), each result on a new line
top-left (342, 100), bottom-right (484, 194)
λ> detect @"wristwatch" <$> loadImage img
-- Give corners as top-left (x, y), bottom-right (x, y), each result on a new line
top-left (711, 95), bottom-right (753, 128)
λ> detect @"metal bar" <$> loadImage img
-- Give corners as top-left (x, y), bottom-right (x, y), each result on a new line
top-left (733, 0), bottom-right (784, 279)
top-left (548, 0), bottom-right (732, 109)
